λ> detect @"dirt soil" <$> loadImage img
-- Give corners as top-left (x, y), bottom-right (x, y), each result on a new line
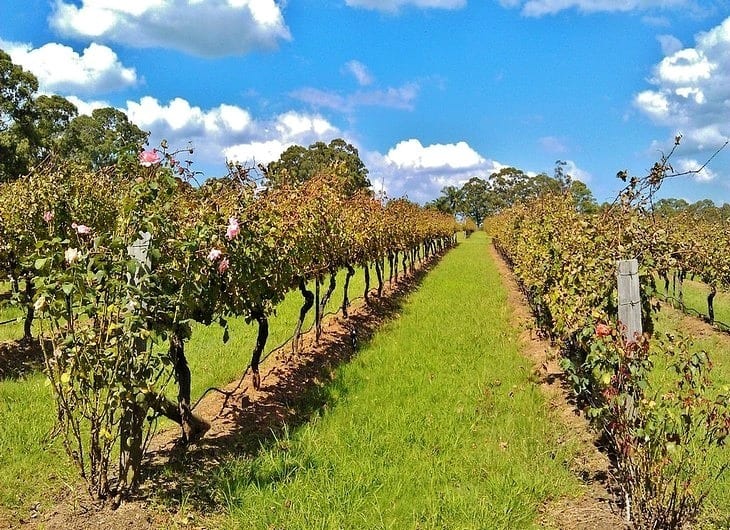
top-left (3, 244), bottom-right (629, 530)
top-left (489, 243), bottom-right (627, 530)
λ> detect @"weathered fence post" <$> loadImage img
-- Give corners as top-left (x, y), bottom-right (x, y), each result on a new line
top-left (617, 258), bottom-right (643, 522)
top-left (127, 231), bottom-right (152, 274)
top-left (617, 259), bottom-right (642, 343)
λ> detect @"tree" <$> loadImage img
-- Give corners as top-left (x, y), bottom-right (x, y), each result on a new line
top-left (426, 185), bottom-right (462, 214)
top-left (569, 180), bottom-right (598, 214)
top-left (553, 159), bottom-right (572, 190)
top-left (488, 167), bottom-right (539, 208)
top-left (35, 95), bottom-right (78, 157)
top-left (0, 49), bottom-right (41, 182)
top-left (687, 199), bottom-right (716, 218)
top-left (60, 107), bottom-right (148, 170)
top-left (552, 161), bottom-right (598, 214)
top-left (654, 198), bottom-right (690, 216)
top-left (458, 177), bottom-right (493, 226)
top-left (263, 138), bottom-right (370, 196)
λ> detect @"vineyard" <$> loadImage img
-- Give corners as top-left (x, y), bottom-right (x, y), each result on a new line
top-left (489, 171), bottom-right (730, 528)
top-left (0, 151), bottom-right (459, 508)
top-left (0, 145), bottom-right (729, 529)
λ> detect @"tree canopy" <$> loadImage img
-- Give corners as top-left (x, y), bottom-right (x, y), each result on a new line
top-left (263, 138), bottom-right (371, 196)
top-left (1, 49), bottom-right (43, 182)
top-left (427, 161), bottom-right (598, 225)
top-left (60, 107), bottom-right (148, 170)
top-left (1, 48), bottom-right (148, 181)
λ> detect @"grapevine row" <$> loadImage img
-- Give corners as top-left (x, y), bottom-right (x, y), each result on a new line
top-left (489, 192), bottom-right (729, 528)
top-left (0, 153), bottom-right (459, 500)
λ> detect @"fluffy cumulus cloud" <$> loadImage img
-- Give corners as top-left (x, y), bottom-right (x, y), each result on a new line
top-left (365, 138), bottom-right (593, 202)
top-left (499, 0), bottom-right (690, 16)
top-left (0, 39), bottom-right (137, 94)
top-left (345, 0), bottom-right (465, 13)
top-left (365, 139), bottom-right (505, 202)
top-left (634, 17), bottom-right (730, 152)
top-left (122, 96), bottom-right (340, 171)
top-left (50, 0), bottom-right (291, 57)
top-left (65, 95), bottom-right (112, 115)
top-left (224, 112), bottom-right (339, 166)
top-left (384, 139), bottom-right (486, 170)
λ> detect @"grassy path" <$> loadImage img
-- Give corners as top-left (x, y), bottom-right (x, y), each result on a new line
top-left (212, 232), bottom-right (580, 529)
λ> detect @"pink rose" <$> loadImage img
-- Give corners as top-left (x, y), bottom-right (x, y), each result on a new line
top-left (218, 257), bottom-right (230, 274)
top-left (207, 248), bottom-right (222, 261)
top-left (43, 211), bottom-right (54, 223)
top-left (72, 222), bottom-right (91, 235)
top-left (226, 217), bottom-right (240, 240)
top-left (596, 323), bottom-right (611, 338)
top-left (139, 150), bottom-right (161, 167)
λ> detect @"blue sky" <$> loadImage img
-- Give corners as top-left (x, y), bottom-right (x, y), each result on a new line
top-left (2, 0), bottom-right (730, 204)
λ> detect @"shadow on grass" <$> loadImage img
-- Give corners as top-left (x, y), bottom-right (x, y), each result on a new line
top-left (0, 338), bottom-right (46, 380)
top-left (136, 254), bottom-right (445, 513)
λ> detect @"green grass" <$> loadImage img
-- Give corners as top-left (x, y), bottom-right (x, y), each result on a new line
top-left (651, 308), bottom-right (730, 528)
top-left (212, 232), bottom-right (580, 530)
top-left (0, 281), bottom-right (40, 342)
top-left (658, 275), bottom-right (730, 326)
top-left (0, 374), bottom-right (76, 512)
top-left (0, 301), bottom-right (27, 343)
top-left (0, 253), bottom-right (397, 515)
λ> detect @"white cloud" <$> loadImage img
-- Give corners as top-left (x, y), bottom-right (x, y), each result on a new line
top-left (500, 0), bottom-right (690, 16)
top-left (635, 90), bottom-right (671, 120)
top-left (222, 140), bottom-right (290, 166)
top-left (562, 160), bottom-right (592, 183)
top-left (634, 16), bottom-right (730, 155)
top-left (50, 0), bottom-right (291, 57)
top-left (120, 96), bottom-right (341, 171)
top-left (683, 125), bottom-right (727, 150)
top-left (538, 136), bottom-right (568, 154)
top-left (292, 82), bottom-right (419, 112)
top-left (49, 90), bottom-right (346, 175)
top-left (0, 39), bottom-right (137, 94)
top-left (384, 139), bottom-right (486, 170)
top-left (274, 111), bottom-right (337, 139)
top-left (673, 158), bottom-right (717, 181)
top-left (365, 139), bottom-right (504, 202)
top-left (344, 60), bottom-right (374, 86)
top-left (345, 0), bottom-right (465, 13)
top-left (365, 138), bottom-right (594, 202)
top-left (657, 34), bottom-right (683, 56)
top-left (65, 95), bottom-right (111, 115)
top-left (656, 48), bottom-right (715, 85)
top-left (223, 112), bottom-right (340, 166)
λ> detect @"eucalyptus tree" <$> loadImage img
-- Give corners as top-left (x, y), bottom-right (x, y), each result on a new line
top-left (263, 138), bottom-right (371, 196)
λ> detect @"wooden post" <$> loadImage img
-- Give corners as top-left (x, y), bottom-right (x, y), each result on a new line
top-left (617, 259), bottom-right (642, 343)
